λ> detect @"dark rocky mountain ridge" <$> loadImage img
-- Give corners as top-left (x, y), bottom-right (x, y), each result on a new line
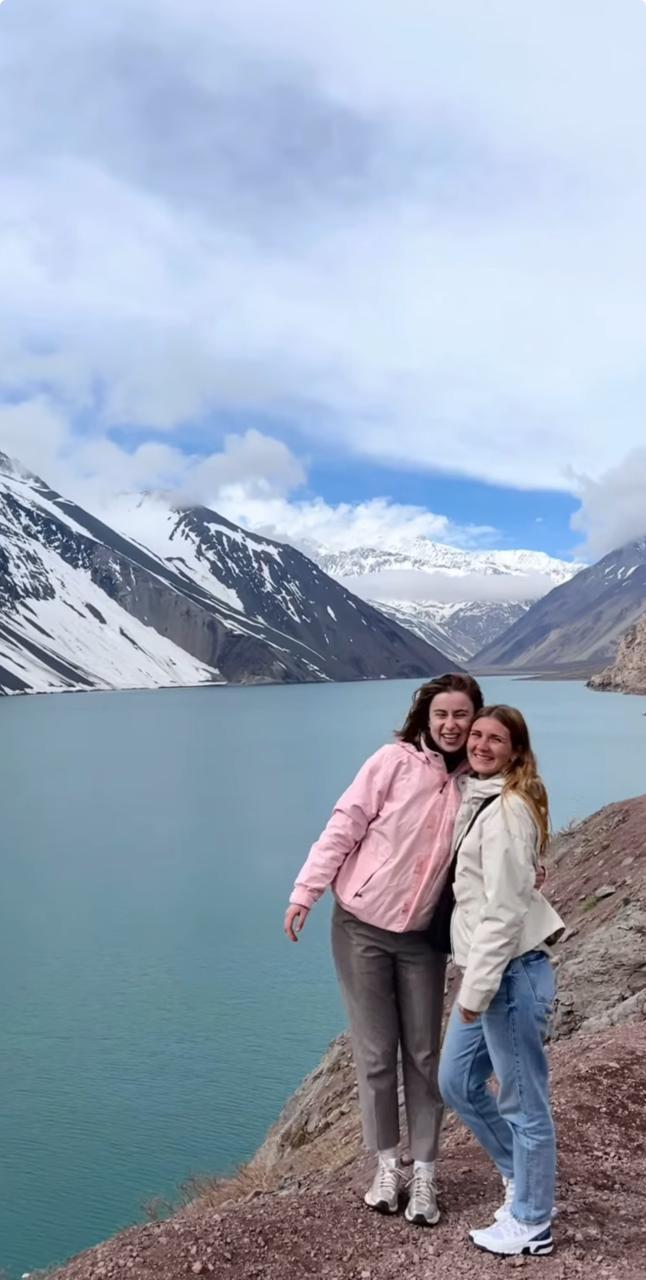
top-left (474, 536), bottom-right (646, 671)
top-left (0, 454), bottom-right (457, 693)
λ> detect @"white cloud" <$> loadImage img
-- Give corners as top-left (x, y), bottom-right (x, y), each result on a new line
top-left (570, 448), bottom-right (646, 559)
top-left (0, 398), bottom-right (70, 475)
top-left (342, 569), bottom-right (560, 605)
top-left (0, 413), bottom-right (306, 516)
top-left (210, 491), bottom-right (494, 553)
top-left (0, 398), bottom-right (495, 557)
top-left (0, 0), bottom-right (645, 494)
top-left (175, 432), bottom-right (306, 505)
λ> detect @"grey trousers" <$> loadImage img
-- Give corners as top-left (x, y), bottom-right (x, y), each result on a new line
top-left (331, 902), bottom-right (447, 1162)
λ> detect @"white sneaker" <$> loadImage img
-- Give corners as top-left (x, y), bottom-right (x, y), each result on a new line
top-left (494, 1178), bottom-right (558, 1223)
top-left (470, 1214), bottom-right (554, 1257)
top-left (404, 1167), bottom-right (440, 1227)
top-left (364, 1159), bottom-right (405, 1214)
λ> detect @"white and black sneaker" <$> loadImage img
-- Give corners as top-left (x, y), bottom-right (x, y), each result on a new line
top-left (404, 1167), bottom-right (440, 1227)
top-left (364, 1158), bottom-right (405, 1214)
top-left (470, 1213), bottom-right (554, 1257)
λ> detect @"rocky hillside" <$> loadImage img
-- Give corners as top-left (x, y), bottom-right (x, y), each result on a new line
top-left (0, 454), bottom-right (458, 694)
top-left (588, 614), bottom-right (646, 695)
top-left (50, 794), bottom-right (646, 1280)
top-left (474, 537), bottom-right (646, 672)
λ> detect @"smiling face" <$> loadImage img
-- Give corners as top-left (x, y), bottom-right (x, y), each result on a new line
top-left (467, 715), bottom-right (514, 777)
top-left (428, 691), bottom-right (475, 754)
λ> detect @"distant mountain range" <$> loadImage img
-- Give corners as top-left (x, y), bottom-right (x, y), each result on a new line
top-left (314, 540), bottom-right (580, 584)
top-left (474, 538), bottom-right (646, 672)
top-left (3, 449), bottom-right (644, 695)
top-left (0, 454), bottom-right (457, 695)
top-left (311, 541), bottom-right (582, 660)
top-left (370, 599), bottom-right (528, 665)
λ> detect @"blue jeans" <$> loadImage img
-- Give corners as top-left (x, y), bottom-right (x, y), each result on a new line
top-left (439, 951), bottom-right (556, 1225)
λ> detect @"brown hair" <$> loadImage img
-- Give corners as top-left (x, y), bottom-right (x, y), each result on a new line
top-left (397, 673), bottom-right (484, 748)
top-left (471, 705), bottom-right (550, 852)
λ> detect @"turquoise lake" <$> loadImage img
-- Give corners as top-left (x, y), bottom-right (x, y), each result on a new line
top-left (0, 677), bottom-right (644, 1276)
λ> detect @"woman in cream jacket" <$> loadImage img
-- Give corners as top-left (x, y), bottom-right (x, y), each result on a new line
top-left (439, 705), bottom-right (564, 1260)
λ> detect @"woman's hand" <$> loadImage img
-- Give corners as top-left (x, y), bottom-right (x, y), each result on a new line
top-left (458, 1005), bottom-right (480, 1024)
top-left (535, 863), bottom-right (547, 891)
top-left (284, 904), bottom-right (310, 942)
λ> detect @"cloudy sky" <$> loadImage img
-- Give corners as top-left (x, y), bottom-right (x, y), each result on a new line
top-left (1, 0), bottom-right (646, 564)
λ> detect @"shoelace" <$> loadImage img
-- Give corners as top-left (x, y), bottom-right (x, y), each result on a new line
top-left (504, 1217), bottom-right (526, 1238)
top-left (489, 1213), bottom-right (545, 1241)
top-left (376, 1162), bottom-right (402, 1198)
top-left (409, 1169), bottom-right (437, 1208)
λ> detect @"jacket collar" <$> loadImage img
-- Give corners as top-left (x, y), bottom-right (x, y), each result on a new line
top-left (397, 739), bottom-right (470, 777)
top-left (457, 772), bottom-right (505, 800)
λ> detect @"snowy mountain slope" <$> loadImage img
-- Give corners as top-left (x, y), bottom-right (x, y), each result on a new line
top-left (0, 557), bottom-right (218, 695)
top-left (315, 541), bottom-right (581, 585)
top-left (369, 601), bottom-right (473, 665)
top-left (372, 599), bottom-right (529, 663)
top-left (437, 599), bottom-right (530, 658)
top-left (104, 494), bottom-right (461, 682)
top-left (0, 462), bottom-right (221, 694)
top-left (474, 537), bottom-right (646, 671)
top-left (0, 457), bottom-right (459, 695)
top-left (310, 540), bottom-right (581, 658)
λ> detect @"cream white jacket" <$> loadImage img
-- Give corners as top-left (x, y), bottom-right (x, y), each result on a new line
top-left (451, 774), bottom-right (565, 1013)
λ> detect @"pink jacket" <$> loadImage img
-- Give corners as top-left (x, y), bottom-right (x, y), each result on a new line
top-left (290, 741), bottom-right (465, 932)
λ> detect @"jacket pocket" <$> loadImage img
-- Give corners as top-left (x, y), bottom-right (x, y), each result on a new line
top-left (348, 832), bottom-right (391, 900)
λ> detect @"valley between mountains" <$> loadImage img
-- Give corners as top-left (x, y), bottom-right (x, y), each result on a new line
top-left (2, 450), bottom-right (646, 695)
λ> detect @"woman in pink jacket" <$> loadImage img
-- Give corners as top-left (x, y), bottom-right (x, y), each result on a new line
top-left (283, 672), bottom-right (484, 1228)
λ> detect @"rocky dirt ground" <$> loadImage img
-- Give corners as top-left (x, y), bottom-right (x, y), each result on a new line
top-left (49, 797), bottom-right (646, 1280)
top-left (50, 1024), bottom-right (646, 1280)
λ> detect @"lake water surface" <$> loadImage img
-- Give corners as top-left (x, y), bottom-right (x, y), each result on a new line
top-left (1, 677), bottom-right (644, 1275)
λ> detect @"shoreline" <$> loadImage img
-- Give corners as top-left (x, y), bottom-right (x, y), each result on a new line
top-left (1, 667), bottom-right (609, 704)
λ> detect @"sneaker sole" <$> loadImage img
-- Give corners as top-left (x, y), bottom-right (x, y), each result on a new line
top-left (473, 1238), bottom-right (554, 1258)
top-left (405, 1209), bottom-right (441, 1228)
top-left (364, 1198), bottom-right (400, 1215)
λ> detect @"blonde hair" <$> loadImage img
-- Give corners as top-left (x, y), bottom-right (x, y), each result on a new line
top-left (472, 705), bottom-right (550, 852)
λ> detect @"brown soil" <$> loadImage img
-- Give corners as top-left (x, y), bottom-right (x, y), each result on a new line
top-left (49, 797), bottom-right (646, 1280)
top-left (50, 1027), bottom-right (646, 1280)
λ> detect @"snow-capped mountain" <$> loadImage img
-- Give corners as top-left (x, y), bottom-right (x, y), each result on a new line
top-left (474, 537), bottom-right (646, 672)
top-left (310, 540), bottom-right (582, 658)
top-left (369, 600), bottom-right (474, 665)
top-left (315, 541), bottom-right (581, 585)
top-left (0, 456), bottom-right (458, 696)
top-left (0, 458), bottom-right (218, 694)
top-left (373, 599), bottom-right (529, 664)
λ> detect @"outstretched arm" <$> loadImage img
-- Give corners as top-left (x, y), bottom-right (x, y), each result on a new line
top-left (284, 746), bottom-right (395, 937)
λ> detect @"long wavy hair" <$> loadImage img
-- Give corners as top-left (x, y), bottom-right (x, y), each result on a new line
top-left (397, 673), bottom-right (484, 749)
top-left (471, 705), bottom-right (550, 852)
